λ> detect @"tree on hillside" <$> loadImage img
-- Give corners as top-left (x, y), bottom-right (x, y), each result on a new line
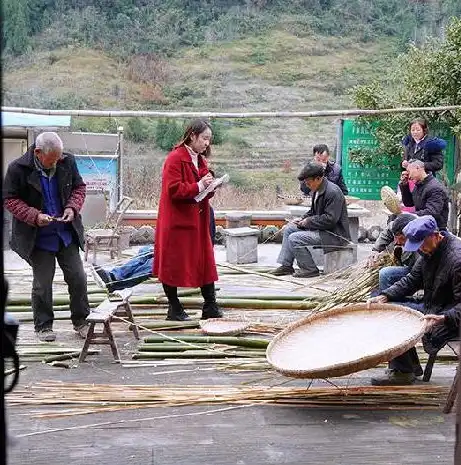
top-left (352, 16), bottom-right (461, 153)
top-left (352, 17), bottom-right (461, 230)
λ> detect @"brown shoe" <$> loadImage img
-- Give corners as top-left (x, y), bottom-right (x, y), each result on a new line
top-left (272, 265), bottom-right (295, 276)
top-left (292, 269), bottom-right (320, 278)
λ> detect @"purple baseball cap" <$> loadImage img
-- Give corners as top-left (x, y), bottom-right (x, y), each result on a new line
top-left (402, 215), bottom-right (438, 252)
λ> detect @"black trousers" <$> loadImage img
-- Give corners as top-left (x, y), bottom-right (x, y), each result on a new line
top-left (28, 242), bottom-right (90, 331)
top-left (389, 347), bottom-right (421, 373)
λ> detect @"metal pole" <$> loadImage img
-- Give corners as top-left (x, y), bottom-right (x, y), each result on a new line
top-left (117, 126), bottom-right (124, 201)
top-left (456, 324), bottom-right (461, 465)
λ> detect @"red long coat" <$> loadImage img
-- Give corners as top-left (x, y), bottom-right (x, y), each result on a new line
top-left (153, 146), bottom-right (218, 288)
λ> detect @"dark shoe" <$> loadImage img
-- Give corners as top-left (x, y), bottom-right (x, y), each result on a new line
top-left (371, 369), bottom-right (416, 386)
top-left (166, 303), bottom-right (190, 321)
top-left (272, 265), bottom-right (295, 276)
top-left (74, 323), bottom-right (90, 339)
top-left (91, 265), bottom-right (111, 288)
top-left (413, 365), bottom-right (423, 377)
top-left (292, 269), bottom-right (320, 278)
top-left (36, 328), bottom-right (56, 342)
top-left (201, 304), bottom-right (224, 320)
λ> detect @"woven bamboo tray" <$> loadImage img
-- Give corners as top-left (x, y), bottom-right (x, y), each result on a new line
top-left (380, 186), bottom-right (402, 215)
top-left (199, 318), bottom-right (251, 336)
top-left (266, 303), bottom-right (426, 379)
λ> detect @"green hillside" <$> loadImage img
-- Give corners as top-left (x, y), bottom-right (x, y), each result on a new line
top-left (3, 1), bottom-right (459, 207)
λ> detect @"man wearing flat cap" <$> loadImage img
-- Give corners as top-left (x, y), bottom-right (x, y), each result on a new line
top-left (367, 215), bottom-right (461, 385)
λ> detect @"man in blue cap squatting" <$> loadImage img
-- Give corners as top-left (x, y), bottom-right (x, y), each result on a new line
top-left (367, 215), bottom-right (461, 385)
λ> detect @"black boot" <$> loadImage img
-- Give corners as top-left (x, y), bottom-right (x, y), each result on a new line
top-left (200, 283), bottom-right (223, 320)
top-left (166, 302), bottom-right (190, 321)
top-left (162, 283), bottom-right (190, 321)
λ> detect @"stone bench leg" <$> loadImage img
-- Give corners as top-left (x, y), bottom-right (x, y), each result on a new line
top-left (323, 248), bottom-right (355, 275)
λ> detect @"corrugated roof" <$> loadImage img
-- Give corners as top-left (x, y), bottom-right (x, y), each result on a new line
top-left (2, 112), bottom-right (71, 128)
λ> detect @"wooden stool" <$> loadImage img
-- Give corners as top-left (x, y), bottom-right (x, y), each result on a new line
top-left (423, 339), bottom-right (459, 414)
top-left (79, 289), bottom-right (139, 363)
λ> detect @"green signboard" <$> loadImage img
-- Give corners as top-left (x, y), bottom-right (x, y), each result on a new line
top-left (340, 119), bottom-right (457, 200)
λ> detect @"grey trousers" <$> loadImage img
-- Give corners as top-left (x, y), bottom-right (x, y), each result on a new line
top-left (276, 223), bottom-right (322, 273)
top-left (28, 242), bottom-right (90, 331)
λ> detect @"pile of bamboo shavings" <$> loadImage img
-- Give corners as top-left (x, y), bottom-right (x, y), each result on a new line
top-left (7, 381), bottom-right (449, 418)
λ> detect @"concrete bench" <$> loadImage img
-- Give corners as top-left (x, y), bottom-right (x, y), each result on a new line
top-left (223, 227), bottom-right (259, 264)
top-left (79, 288), bottom-right (139, 363)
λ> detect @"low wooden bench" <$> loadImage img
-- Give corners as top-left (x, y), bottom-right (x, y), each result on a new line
top-left (79, 288), bottom-right (139, 363)
top-left (423, 339), bottom-right (459, 414)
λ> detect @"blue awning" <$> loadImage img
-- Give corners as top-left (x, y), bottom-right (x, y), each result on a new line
top-left (2, 112), bottom-right (71, 128)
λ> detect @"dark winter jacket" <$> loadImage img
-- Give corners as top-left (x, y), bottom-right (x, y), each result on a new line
top-left (3, 146), bottom-right (86, 261)
top-left (382, 233), bottom-right (461, 353)
top-left (300, 160), bottom-right (348, 196)
top-left (399, 174), bottom-right (449, 230)
top-left (402, 135), bottom-right (446, 174)
top-left (300, 178), bottom-right (351, 253)
top-left (371, 225), bottom-right (417, 269)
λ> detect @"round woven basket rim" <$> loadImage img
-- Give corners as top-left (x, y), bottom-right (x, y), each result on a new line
top-left (284, 198), bottom-right (304, 205)
top-left (266, 303), bottom-right (426, 379)
top-left (380, 186), bottom-right (402, 215)
top-left (199, 318), bottom-right (251, 336)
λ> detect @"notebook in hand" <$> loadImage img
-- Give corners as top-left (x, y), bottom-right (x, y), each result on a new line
top-left (194, 174), bottom-right (229, 202)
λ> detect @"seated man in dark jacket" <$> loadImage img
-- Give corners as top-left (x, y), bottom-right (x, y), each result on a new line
top-left (300, 144), bottom-right (348, 196)
top-left (367, 215), bottom-right (461, 385)
top-left (367, 213), bottom-right (418, 291)
top-left (274, 162), bottom-right (351, 278)
top-left (399, 159), bottom-right (449, 230)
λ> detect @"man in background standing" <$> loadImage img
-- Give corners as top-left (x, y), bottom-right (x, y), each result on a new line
top-left (3, 132), bottom-right (90, 342)
top-left (300, 144), bottom-right (348, 196)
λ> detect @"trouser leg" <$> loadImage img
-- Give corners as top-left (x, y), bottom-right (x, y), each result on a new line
top-left (378, 266), bottom-right (410, 292)
top-left (389, 347), bottom-right (420, 373)
top-left (289, 230), bottom-right (322, 273)
top-left (29, 248), bottom-right (56, 331)
top-left (56, 242), bottom-right (90, 328)
top-left (276, 223), bottom-right (300, 266)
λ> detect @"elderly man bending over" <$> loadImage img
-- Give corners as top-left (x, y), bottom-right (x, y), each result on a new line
top-left (367, 215), bottom-right (461, 385)
top-left (273, 162), bottom-right (351, 278)
top-left (3, 132), bottom-right (90, 342)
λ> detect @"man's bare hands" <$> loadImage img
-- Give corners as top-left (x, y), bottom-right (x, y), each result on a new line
top-left (297, 218), bottom-right (309, 229)
top-left (400, 170), bottom-right (409, 185)
top-left (366, 294), bottom-right (388, 308)
top-left (366, 251), bottom-right (381, 268)
top-left (422, 314), bottom-right (445, 330)
top-left (36, 213), bottom-right (53, 227)
top-left (59, 208), bottom-right (75, 223)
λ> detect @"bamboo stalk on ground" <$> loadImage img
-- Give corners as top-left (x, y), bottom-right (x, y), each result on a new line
top-left (143, 335), bottom-right (269, 349)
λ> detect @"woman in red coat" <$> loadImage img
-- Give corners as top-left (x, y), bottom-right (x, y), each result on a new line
top-left (153, 119), bottom-right (223, 321)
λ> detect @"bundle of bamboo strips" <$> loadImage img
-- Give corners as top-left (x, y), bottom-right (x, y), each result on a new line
top-left (311, 254), bottom-right (395, 312)
top-left (7, 381), bottom-right (449, 418)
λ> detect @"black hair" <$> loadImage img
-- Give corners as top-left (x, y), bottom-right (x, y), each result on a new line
top-left (313, 144), bottom-right (329, 156)
top-left (409, 118), bottom-right (429, 136)
top-left (175, 119), bottom-right (212, 157)
top-left (390, 214), bottom-right (417, 236)
top-left (297, 162), bottom-right (325, 181)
